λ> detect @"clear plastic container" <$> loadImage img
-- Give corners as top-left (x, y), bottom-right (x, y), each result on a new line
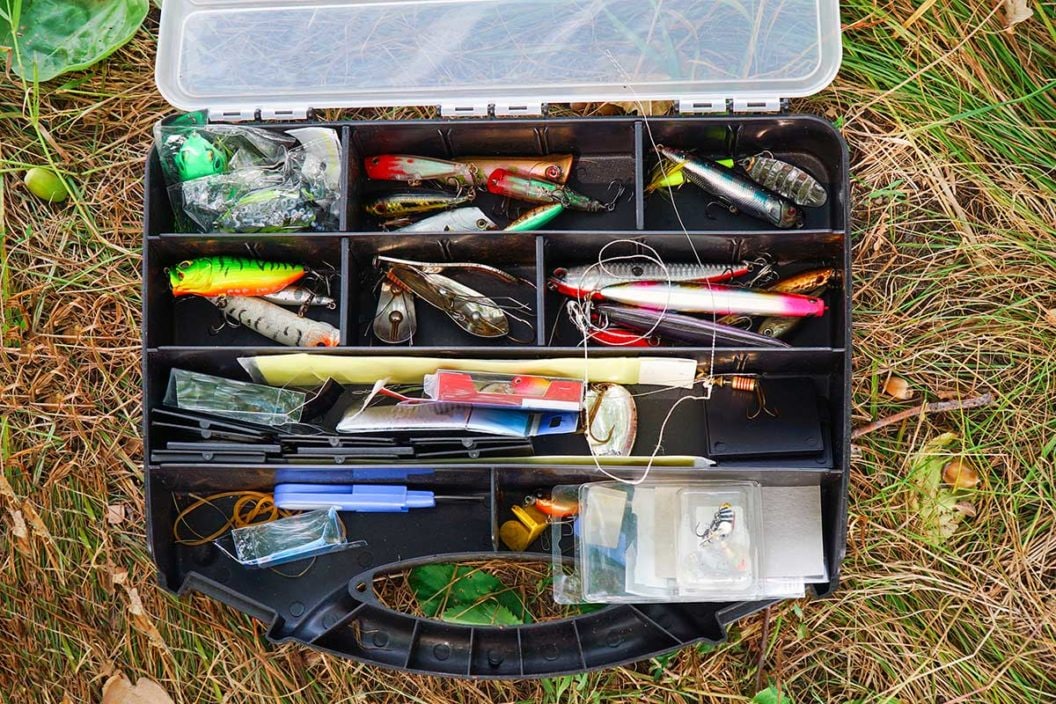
top-left (552, 481), bottom-right (808, 604)
top-left (156, 0), bottom-right (843, 112)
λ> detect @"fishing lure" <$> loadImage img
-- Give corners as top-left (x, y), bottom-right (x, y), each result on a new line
top-left (767, 267), bottom-right (839, 294)
top-left (364, 189), bottom-right (475, 218)
top-left (395, 207), bottom-right (497, 233)
top-left (383, 266), bottom-right (510, 338)
top-left (363, 155), bottom-right (479, 188)
top-left (738, 154), bottom-right (828, 208)
top-left (216, 187), bottom-right (317, 233)
top-left (645, 158), bottom-right (734, 194)
top-left (210, 296), bottom-right (340, 347)
top-left (261, 286), bottom-right (337, 309)
top-left (456, 155), bottom-right (574, 186)
top-left (658, 147), bottom-right (802, 228)
top-left (594, 304), bottom-right (791, 348)
top-left (486, 169), bottom-right (612, 212)
top-left (758, 286), bottom-right (829, 339)
top-left (697, 502), bottom-right (736, 544)
top-left (525, 494), bottom-right (579, 519)
top-left (584, 383), bottom-right (637, 456)
top-left (373, 280), bottom-right (417, 343)
top-left (550, 261), bottom-right (750, 299)
top-left (596, 282), bottom-right (826, 317)
top-left (167, 256), bottom-right (307, 297)
top-left (505, 203), bottom-right (565, 231)
top-left (589, 326), bottom-right (656, 347)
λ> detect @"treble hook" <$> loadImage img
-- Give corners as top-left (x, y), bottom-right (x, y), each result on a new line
top-left (747, 379), bottom-right (778, 420)
top-left (704, 200), bottom-right (738, 220)
top-left (604, 180), bottom-right (628, 212)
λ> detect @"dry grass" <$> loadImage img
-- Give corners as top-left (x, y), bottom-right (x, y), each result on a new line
top-left (2, 2), bottom-right (1056, 702)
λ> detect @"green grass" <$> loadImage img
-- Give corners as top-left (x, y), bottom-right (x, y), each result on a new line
top-left (2, 1), bottom-right (1055, 702)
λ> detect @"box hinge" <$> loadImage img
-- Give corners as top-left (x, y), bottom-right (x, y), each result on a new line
top-left (493, 101), bottom-right (544, 117)
top-left (731, 97), bottom-right (786, 114)
top-left (207, 107), bottom-right (310, 123)
top-left (677, 97), bottom-right (729, 114)
top-left (440, 102), bottom-right (490, 118)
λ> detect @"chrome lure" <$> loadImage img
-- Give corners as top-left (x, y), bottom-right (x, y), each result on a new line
top-left (395, 207), bottom-right (497, 233)
top-left (738, 154), bottom-right (828, 208)
top-left (550, 261), bottom-right (750, 298)
top-left (596, 282), bottom-right (826, 317)
top-left (658, 147), bottom-right (802, 228)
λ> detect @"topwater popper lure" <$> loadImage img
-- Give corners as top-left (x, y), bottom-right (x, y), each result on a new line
top-left (658, 147), bottom-right (802, 228)
top-left (486, 169), bottom-right (615, 212)
top-left (167, 256), bottom-right (308, 297)
top-left (364, 155), bottom-right (479, 188)
top-left (738, 154), bottom-right (828, 208)
top-left (455, 155), bottom-right (575, 186)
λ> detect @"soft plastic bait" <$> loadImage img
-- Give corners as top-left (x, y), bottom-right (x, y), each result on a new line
top-left (168, 256), bottom-right (307, 297)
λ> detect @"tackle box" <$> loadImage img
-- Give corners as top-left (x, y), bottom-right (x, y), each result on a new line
top-left (143, 0), bottom-right (850, 677)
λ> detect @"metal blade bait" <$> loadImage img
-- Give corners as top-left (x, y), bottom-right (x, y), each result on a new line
top-left (738, 154), bottom-right (828, 208)
top-left (505, 203), bottom-right (565, 231)
top-left (486, 169), bottom-right (608, 212)
top-left (658, 147), bottom-right (802, 228)
top-left (767, 267), bottom-right (839, 294)
top-left (210, 295), bottom-right (340, 347)
top-left (550, 261), bottom-right (749, 299)
top-left (364, 189), bottom-right (475, 218)
top-left (167, 256), bottom-right (307, 297)
top-left (596, 282), bottom-right (826, 317)
top-left (594, 304), bottom-right (791, 348)
top-left (456, 155), bottom-right (574, 186)
top-left (584, 383), bottom-right (637, 456)
top-left (363, 154), bottom-right (479, 188)
top-left (261, 286), bottom-right (337, 309)
top-left (384, 266), bottom-right (510, 338)
top-left (395, 207), bottom-right (497, 233)
top-left (373, 280), bottom-right (417, 344)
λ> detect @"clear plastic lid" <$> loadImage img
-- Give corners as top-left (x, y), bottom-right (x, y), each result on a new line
top-left (156, 0), bottom-right (842, 113)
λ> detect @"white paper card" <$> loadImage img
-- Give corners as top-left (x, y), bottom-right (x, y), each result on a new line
top-left (761, 486), bottom-right (826, 580)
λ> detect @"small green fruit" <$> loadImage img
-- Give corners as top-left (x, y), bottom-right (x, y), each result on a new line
top-left (24, 167), bottom-right (69, 203)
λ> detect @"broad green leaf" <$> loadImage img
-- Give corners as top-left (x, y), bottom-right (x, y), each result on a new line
top-left (1, 0), bottom-right (149, 82)
top-left (409, 563), bottom-right (530, 623)
top-left (440, 601), bottom-right (521, 626)
top-left (752, 684), bottom-right (794, 704)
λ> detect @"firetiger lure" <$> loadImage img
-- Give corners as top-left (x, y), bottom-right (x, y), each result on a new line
top-left (738, 154), bottom-right (828, 208)
top-left (550, 261), bottom-right (750, 298)
top-left (596, 282), bottom-right (826, 317)
top-left (210, 295), bottom-right (339, 347)
top-left (456, 155), bottom-right (574, 186)
top-left (658, 147), bottom-right (802, 228)
top-left (486, 169), bottom-right (610, 212)
top-left (364, 155), bottom-right (479, 188)
top-left (365, 189), bottom-right (474, 218)
top-left (167, 256), bottom-right (307, 297)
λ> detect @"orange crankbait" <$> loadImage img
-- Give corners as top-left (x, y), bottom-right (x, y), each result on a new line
top-left (525, 494), bottom-right (579, 519)
top-left (167, 256), bottom-right (307, 297)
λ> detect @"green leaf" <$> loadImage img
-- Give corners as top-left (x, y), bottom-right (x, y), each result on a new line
top-left (440, 601), bottom-right (522, 626)
top-left (1, 0), bottom-right (149, 82)
top-left (752, 684), bottom-right (793, 704)
top-left (408, 563), bottom-right (531, 624)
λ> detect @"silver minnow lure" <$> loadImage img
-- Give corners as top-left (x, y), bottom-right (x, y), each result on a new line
top-left (738, 154), bottom-right (828, 208)
top-left (395, 207), bottom-right (497, 233)
top-left (261, 286), bottom-right (337, 309)
top-left (550, 261), bottom-right (750, 298)
top-left (659, 147), bottom-right (802, 228)
top-left (211, 295), bottom-right (340, 347)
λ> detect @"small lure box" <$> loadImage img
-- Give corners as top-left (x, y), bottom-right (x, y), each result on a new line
top-left (143, 0), bottom-right (850, 678)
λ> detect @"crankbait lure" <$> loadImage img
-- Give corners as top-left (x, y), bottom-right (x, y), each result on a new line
top-left (505, 203), bottom-right (565, 232)
top-left (738, 154), bottom-right (828, 208)
top-left (365, 189), bottom-right (475, 218)
top-left (658, 147), bottom-right (802, 228)
top-left (767, 267), bottom-right (839, 294)
top-left (456, 155), bottom-right (574, 186)
top-left (395, 207), bottom-right (497, 233)
top-left (260, 286), bottom-right (336, 310)
top-left (210, 296), bottom-right (339, 347)
top-left (486, 169), bottom-right (611, 212)
top-left (596, 282), bottom-right (826, 317)
top-left (525, 494), bottom-right (579, 519)
top-left (550, 261), bottom-right (751, 299)
top-left (758, 286), bottom-right (829, 339)
top-left (167, 256), bottom-right (307, 297)
top-left (594, 304), bottom-right (791, 348)
top-left (584, 383), bottom-right (637, 456)
top-left (363, 155), bottom-right (479, 188)
top-left (697, 502), bottom-right (735, 544)
top-left (373, 280), bottom-right (417, 344)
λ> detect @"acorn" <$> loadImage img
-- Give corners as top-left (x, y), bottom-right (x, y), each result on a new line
top-left (942, 458), bottom-right (980, 489)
